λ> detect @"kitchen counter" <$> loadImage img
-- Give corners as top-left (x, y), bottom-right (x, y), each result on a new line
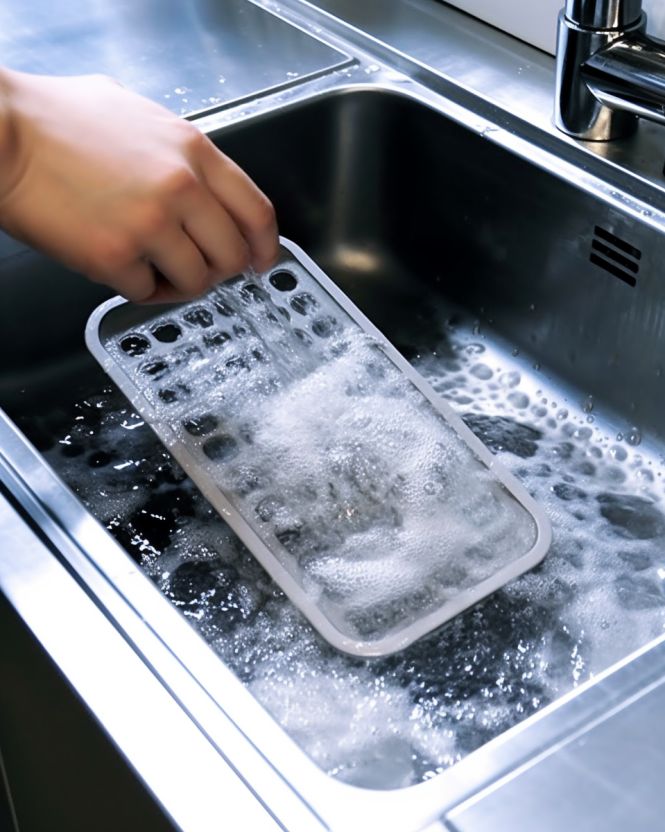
top-left (0, 0), bottom-right (350, 116)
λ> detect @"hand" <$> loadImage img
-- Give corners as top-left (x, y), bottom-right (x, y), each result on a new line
top-left (0, 69), bottom-right (279, 303)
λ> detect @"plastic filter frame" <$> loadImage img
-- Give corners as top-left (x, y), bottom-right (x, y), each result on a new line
top-left (86, 237), bottom-right (551, 657)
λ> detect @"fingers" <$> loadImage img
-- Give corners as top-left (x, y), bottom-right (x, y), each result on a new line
top-left (108, 260), bottom-right (157, 303)
top-left (198, 139), bottom-right (279, 272)
top-left (89, 197), bottom-right (254, 305)
top-left (181, 187), bottom-right (251, 279)
top-left (144, 227), bottom-right (210, 298)
top-left (47, 138), bottom-right (275, 305)
top-left (141, 273), bottom-right (200, 305)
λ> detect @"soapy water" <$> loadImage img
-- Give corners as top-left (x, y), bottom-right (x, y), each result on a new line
top-left (103, 268), bottom-right (539, 646)
top-left (16, 295), bottom-right (665, 789)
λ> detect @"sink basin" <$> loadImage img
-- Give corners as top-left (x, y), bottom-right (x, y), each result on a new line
top-left (2, 81), bottom-right (665, 808)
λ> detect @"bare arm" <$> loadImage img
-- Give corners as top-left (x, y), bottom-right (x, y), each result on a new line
top-left (0, 68), bottom-right (279, 303)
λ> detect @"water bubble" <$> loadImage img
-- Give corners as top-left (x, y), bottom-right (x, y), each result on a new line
top-left (626, 427), bottom-right (642, 446)
top-left (499, 371), bottom-right (520, 388)
top-left (507, 392), bottom-right (529, 409)
top-left (470, 363), bottom-right (493, 380)
top-left (255, 494), bottom-right (285, 523)
top-left (573, 427), bottom-right (592, 441)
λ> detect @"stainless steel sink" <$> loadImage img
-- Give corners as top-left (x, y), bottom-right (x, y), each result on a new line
top-left (3, 67), bottom-right (665, 830)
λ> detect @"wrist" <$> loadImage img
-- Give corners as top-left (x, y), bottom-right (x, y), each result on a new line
top-left (0, 68), bottom-right (23, 205)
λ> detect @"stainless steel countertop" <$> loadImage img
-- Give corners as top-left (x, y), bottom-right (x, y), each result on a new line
top-left (0, 0), bottom-right (350, 117)
top-left (448, 671), bottom-right (665, 831)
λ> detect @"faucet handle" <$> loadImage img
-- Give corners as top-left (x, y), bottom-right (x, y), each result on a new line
top-left (565, 0), bottom-right (642, 29)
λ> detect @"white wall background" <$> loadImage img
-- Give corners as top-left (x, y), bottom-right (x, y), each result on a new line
top-left (446, 0), bottom-right (665, 55)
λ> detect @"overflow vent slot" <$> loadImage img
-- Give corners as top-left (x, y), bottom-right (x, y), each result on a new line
top-left (589, 226), bottom-right (641, 287)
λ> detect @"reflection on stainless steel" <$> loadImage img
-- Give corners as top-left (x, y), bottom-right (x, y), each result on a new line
top-left (3, 1), bottom-right (665, 830)
top-left (565, 0), bottom-right (642, 28)
top-left (447, 667), bottom-right (665, 830)
top-left (556, 0), bottom-right (665, 139)
top-left (0, 0), bottom-right (349, 116)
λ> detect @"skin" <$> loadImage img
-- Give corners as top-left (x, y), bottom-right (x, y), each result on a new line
top-left (0, 68), bottom-right (280, 303)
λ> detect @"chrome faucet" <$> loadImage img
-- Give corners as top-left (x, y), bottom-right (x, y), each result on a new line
top-left (555, 0), bottom-right (665, 140)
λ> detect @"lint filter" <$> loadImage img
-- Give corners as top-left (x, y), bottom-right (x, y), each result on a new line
top-left (86, 237), bottom-right (551, 657)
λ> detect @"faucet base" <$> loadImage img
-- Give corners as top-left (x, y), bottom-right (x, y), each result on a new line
top-left (555, 10), bottom-right (644, 141)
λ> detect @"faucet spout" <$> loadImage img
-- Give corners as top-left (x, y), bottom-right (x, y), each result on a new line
top-left (584, 33), bottom-right (665, 123)
top-left (555, 0), bottom-right (665, 140)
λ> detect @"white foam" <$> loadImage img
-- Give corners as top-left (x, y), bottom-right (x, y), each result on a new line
top-left (42, 294), bottom-right (665, 788)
